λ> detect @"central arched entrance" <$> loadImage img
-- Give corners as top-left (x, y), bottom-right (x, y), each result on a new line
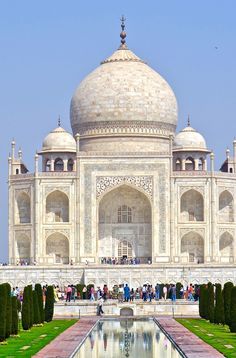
top-left (98, 185), bottom-right (152, 263)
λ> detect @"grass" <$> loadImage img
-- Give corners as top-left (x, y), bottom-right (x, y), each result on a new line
top-left (176, 318), bottom-right (236, 358)
top-left (0, 319), bottom-right (77, 358)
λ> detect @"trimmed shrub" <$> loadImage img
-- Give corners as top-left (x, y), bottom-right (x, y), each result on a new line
top-left (176, 282), bottom-right (182, 299)
top-left (214, 283), bottom-right (225, 324)
top-left (229, 286), bottom-right (236, 332)
top-left (28, 285), bottom-right (34, 328)
top-left (44, 286), bottom-right (54, 322)
top-left (17, 299), bottom-right (21, 313)
top-left (35, 284), bottom-right (44, 323)
top-left (208, 284), bottom-right (214, 323)
top-left (11, 297), bottom-right (18, 335)
top-left (199, 284), bottom-right (206, 318)
top-left (5, 283), bottom-right (12, 338)
top-left (86, 284), bottom-right (94, 299)
top-left (33, 290), bottom-right (40, 325)
top-left (224, 282), bottom-right (233, 326)
top-left (22, 286), bottom-right (30, 330)
top-left (0, 284), bottom-right (7, 341)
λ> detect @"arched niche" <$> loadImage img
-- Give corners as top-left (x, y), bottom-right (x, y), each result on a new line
top-left (46, 233), bottom-right (69, 264)
top-left (98, 185), bottom-right (152, 262)
top-left (180, 189), bottom-right (204, 221)
top-left (219, 232), bottom-right (234, 257)
top-left (185, 157), bottom-right (194, 171)
top-left (54, 158), bottom-right (64, 171)
top-left (46, 190), bottom-right (69, 222)
top-left (15, 233), bottom-right (30, 263)
top-left (175, 158), bottom-right (181, 171)
top-left (181, 232), bottom-right (204, 263)
top-left (219, 190), bottom-right (234, 222)
top-left (16, 192), bottom-right (31, 224)
top-left (67, 158), bottom-right (74, 171)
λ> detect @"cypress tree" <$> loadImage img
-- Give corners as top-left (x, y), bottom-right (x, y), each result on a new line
top-left (28, 285), bottom-right (34, 328)
top-left (22, 286), bottom-right (30, 330)
top-left (35, 284), bottom-right (44, 323)
top-left (214, 283), bottom-right (225, 324)
top-left (11, 297), bottom-right (18, 335)
top-left (0, 284), bottom-right (7, 341)
top-left (5, 283), bottom-right (12, 338)
top-left (44, 286), bottom-right (54, 322)
top-left (176, 282), bottom-right (182, 299)
top-left (224, 282), bottom-right (233, 326)
top-left (33, 291), bottom-right (40, 325)
top-left (229, 286), bottom-right (236, 332)
top-left (208, 284), bottom-right (214, 323)
top-left (199, 284), bottom-right (206, 318)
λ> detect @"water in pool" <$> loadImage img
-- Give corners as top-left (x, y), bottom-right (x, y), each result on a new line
top-left (73, 319), bottom-right (182, 358)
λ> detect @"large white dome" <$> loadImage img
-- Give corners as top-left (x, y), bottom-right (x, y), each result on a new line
top-left (70, 37), bottom-right (178, 152)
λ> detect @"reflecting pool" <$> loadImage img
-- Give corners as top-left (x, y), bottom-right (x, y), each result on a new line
top-left (73, 319), bottom-right (182, 358)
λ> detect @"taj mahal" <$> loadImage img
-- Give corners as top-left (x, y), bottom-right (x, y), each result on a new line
top-left (4, 20), bottom-right (236, 287)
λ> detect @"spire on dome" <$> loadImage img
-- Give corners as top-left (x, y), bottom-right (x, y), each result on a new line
top-left (58, 115), bottom-right (61, 127)
top-left (187, 114), bottom-right (190, 127)
top-left (119, 15), bottom-right (127, 49)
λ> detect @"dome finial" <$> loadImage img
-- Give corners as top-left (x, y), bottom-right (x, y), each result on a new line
top-left (58, 115), bottom-right (61, 127)
top-left (187, 114), bottom-right (190, 127)
top-left (119, 15), bottom-right (127, 49)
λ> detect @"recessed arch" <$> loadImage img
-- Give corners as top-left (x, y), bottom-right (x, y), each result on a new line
top-left (98, 184), bottom-right (152, 262)
top-left (16, 192), bottom-right (31, 224)
top-left (54, 158), bottom-right (64, 172)
top-left (180, 189), bottom-right (204, 221)
top-left (67, 158), bottom-right (74, 171)
top-left (46, 233), bottom-right (69, 264)
top-left (15, 233), bottom-right (30, 264)
top-left (46, 190), bottom-right (69, 222)
top-left (181, 231), bottom-right (204, 263)
top-left (175, 158), bottom-right (181, 171)
top-left (219, 190), bottom-right (234, 222)
top-left (219, 232), bottom-right (234, 257)
top-left (185, 157), bottom-right (195, 171)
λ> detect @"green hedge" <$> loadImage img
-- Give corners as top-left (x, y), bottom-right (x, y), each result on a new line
top-left (5, 283), bottom-right (12, 338)
top-left (214, 283), bottom-right (225, 324)
top-left (0, 284), bottom-right (7, 341)
top-left (22, 286), bottom-right (30, 330)
top-left (33, 290), bottom-right (40, 325)
top-left (229, 286), bottom-right (236, 332)
top-left (44, 286), bottom-right (54, 322)
top-left (224, 282), bottom-right (233, 326)
top-left (11, 296), bottom-right (18, 335)
top-left (208, 283), bottom-right (214, 323)
top-left (35, 284), bottom-right (44, 323)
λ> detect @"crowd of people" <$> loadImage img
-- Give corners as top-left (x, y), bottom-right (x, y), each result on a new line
top-left (100, 257), bottom-right (152, 265)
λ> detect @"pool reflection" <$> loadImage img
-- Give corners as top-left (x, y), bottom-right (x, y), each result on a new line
top-left (74, 319), bottom-right (181, 358)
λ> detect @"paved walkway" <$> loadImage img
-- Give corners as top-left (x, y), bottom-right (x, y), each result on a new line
top-left (33, 317), bottom-right (99, 358)
top-left (155, 317), bottom-right (224, 358)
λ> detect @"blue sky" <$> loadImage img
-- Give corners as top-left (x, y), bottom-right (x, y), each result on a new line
top-left (0, 1), bottom-right (236, 261)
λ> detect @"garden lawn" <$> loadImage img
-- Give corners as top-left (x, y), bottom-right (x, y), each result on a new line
top-left (176, 318), bottom-right (236, 358)
top-left (0, 319), bottom-right (77, 358)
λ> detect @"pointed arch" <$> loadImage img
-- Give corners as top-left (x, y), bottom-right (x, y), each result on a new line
top-left (180, 189), bottom-right (204, 221)
top-left (16, 192), bottom-right (31, 224)
top-left (181, 231), bottom-right (204, 263)
top-left (219, 190), bottom-right (234, 222)
top-left (54, 158), bottom-right (64, 171)
top-left (46, 190), bottom-right (69, 222)
top-left (185, 157), bottom-right (195, 171)
top-left (15, 232), bottom-right (30, 264)
top-left (46, 233), bottom-right (69, 264)
top-left (219, 232), bottom-right (234, 257)
top-left (98, 184), bottom-right (152, 261)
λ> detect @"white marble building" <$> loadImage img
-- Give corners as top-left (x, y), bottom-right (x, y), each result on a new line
top-left (6, 23), bottom-right (236, 286)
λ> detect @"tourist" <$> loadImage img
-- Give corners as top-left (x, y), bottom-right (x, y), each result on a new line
top-left (71, 285), bottom-right (76, 302)
top-left (155, 283), bottom-right (160, 300)
top-left (124, 284), bottom-right (130, 302)
top-left (118, 285), bottom-right (123, 303)
top-left (142, 284), bottom-right (147, 302)
top-left (82, 286), bottom-right (87, 299)
top-left (97, 297), bottom-right (104, 316)
top-left (130, 288), bottom-right (135, 302)
top-left (90, 286), bottom-right (95, 301)
top-left (66, 285), bottom-right (72, 302)
top-left (97, 287), bottom-right (102, 300)
top-left (163, 285), bottom-right (167, 300)
top-left (171, 284), bottom-right (176, 302)
top-left (103, 284), bottom-right (108, 301)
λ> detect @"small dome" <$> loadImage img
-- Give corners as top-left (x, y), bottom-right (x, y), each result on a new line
top-left (41, 126), bottom-right (76, 153)
top-left (174, 125), bottom-right (207, 150)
